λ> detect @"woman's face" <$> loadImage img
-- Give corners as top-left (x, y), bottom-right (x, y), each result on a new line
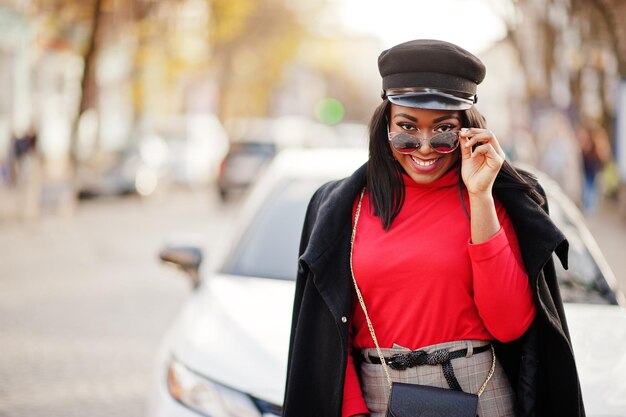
top-left (388, 104), bottom-right (462, 184)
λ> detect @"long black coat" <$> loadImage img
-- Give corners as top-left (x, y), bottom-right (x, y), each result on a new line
top-left (283, 163), bottom-right (585, 417)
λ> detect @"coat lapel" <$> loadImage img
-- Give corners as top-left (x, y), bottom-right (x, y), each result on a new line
top-left (299, 164), bottom-right (367, 320)
top-left (300, 164), bottom-right (367, 272)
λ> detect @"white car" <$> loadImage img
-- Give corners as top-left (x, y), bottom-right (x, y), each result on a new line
top-left (146, 148), bottom-right (626, 417)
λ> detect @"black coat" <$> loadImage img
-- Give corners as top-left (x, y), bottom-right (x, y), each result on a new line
top-left (283, 163), bottom-right (585, 417)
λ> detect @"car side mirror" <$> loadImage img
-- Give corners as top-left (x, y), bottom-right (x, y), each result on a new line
top-left (159, 246), bottom-right (204, 290)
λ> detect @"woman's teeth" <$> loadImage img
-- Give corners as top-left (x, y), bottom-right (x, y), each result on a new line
top-left (411, 156), bottom-right (438, 166)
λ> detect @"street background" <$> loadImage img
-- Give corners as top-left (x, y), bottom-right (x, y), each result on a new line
top-left (2, 0), bottom-right (626, 416)
top-left (0, 187), bottom-right (235, 416)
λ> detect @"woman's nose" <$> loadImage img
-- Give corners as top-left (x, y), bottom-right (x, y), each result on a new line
top-left (415, 137), bottom-right (434, 155)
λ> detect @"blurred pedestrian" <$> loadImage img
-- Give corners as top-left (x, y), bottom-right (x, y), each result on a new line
top-left (10, 126), bottom-right (38, 180)
top-left (283, 39), bottom-right (584, 417)
top-left (579, 121), bottom-right (611, 214)
top-left (10, 125), bottom-right (42, 219)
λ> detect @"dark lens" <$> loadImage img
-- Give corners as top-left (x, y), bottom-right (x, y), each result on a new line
top-left (430, 132), bottom-right (459, 153)
top-left (391, 133), bottom-right (420, 154)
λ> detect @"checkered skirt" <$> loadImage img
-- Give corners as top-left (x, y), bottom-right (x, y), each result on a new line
top-left (359, 340), bottom-right (516, 417)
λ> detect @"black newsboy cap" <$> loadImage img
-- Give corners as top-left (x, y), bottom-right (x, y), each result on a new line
top-left (378, 39), bottom-right (486, 110)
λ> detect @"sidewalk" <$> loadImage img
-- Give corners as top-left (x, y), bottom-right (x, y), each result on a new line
top-left (0, 179), bottom-right (76, 222)
top-left (0, 186), bottom-right (232, 417)
top-left (585, 198), bottom-right (626, 288)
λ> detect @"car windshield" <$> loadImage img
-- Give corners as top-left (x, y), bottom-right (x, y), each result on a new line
top-left (222, 175), bottom-right (618, 305)
top-left (221, 178), bottom-right (324, 280)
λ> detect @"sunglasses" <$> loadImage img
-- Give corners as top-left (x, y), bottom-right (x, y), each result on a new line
top-left (388, 129), bottom-right (460, 154)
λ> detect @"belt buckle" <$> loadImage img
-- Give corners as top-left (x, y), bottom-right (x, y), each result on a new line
top-left (386, 353), bottom-right (409, 370)
top-left (387, 350), bottom-right (432, 369)
top-left (410, 349), bottom-right (430, 366)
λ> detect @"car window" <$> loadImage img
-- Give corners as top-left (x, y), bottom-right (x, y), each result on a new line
top-left (547, 197), bottom-right (617, 305)
top-left (222, 178), bottom-right (324, 280)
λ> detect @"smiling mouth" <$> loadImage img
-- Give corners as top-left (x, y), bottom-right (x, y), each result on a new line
top-left (411, 155), bottom-right (440, 167)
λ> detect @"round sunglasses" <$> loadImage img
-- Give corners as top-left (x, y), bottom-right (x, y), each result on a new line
top-left (388, 130), bottom-right (460, 154)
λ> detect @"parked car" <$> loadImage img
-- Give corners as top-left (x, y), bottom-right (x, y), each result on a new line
top-left (76, 135), bottom-right (169, 199)
top-left (215, 117), bottom-right (369, 201)
top-left (147, 149), bottom-right (626, 417)
top-left (216, 141), bottom-right (277, 200)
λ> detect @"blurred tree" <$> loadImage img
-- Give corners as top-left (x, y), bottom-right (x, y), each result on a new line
top-left (493, 0), bottom-right (617, 128)
top-left (29, 0), bottom-right (315, 125)
top-left (71, 0), bottom-right (101, 171)
top-left (25, 0), bottom-right (105, 200)
top-left (488, 0), bottom-right (626, 208)
top-left (131, 0), bottom-right (209, 119)
top-left (24, 0), bottom-right (312, 201)
top-left (126, 0), bottom-right (311, 125)
top-left (208, 0), bottom-right (306, 121)
top-left (9, 0), bottom-right (328, 213)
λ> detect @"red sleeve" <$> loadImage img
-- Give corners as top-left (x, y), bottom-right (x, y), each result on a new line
top-left (342, 320), bottom-right (369, 417)
top-left (468, 205), bottom-right (536, 342)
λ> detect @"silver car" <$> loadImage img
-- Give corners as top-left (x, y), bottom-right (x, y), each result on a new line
top-left (146, 149), bottom-right (626, 417)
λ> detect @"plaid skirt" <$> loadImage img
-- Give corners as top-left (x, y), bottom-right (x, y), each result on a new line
top-left (359, 340), bottom-right (516, 417)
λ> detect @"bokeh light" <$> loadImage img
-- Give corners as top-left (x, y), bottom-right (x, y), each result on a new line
top-left (314, 98), bottom-right (345, 125)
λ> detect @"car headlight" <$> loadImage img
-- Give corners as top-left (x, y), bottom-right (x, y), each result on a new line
top-left (166, 356), bottom-right (281, 417)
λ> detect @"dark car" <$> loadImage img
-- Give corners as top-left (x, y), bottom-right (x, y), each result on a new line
top-left (216, 142), bottom-right (277, 200)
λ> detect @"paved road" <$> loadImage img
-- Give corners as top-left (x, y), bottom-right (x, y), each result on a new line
top-left (0, 187), bottom-right (235, 417)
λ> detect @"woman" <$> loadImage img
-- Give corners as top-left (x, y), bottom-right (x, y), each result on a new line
top-left (283, 39), bottom-right (585, 417)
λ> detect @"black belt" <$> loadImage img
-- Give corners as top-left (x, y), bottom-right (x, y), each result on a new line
top-left (364, 344), bottom-right (492, 392)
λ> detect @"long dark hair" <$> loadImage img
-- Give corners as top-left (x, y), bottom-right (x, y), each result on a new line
top-left (366, 99), bottom-right (544, 230)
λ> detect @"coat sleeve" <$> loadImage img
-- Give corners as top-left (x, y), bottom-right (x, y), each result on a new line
top-left (283, 185), bottom-right (329, 416)
top-left (284, 166), bottom-right (373, 417)
top-left (284, 186), bottom-right (323, 377)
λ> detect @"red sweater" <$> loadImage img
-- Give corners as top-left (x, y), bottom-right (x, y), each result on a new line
top-left (342, 167), bottom-right (536, 417)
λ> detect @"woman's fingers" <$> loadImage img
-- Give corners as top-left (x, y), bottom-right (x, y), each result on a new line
top-left (459, 135), bottom-right (499, 162)
top-left (459, 136), bottom-right (473, 160)
top-left (460, 128), bottom-right (506, 159)
top-left (470, 142), bottom-right (503, 165)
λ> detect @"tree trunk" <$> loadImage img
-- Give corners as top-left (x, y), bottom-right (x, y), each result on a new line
top-left (68, 0), bottom-right (102, 188)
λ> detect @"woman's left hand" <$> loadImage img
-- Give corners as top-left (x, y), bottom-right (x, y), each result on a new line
top-left (459, 128), bottom-right (505, 196)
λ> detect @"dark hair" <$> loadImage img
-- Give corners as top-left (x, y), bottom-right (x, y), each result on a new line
top-left (366, 99), bottom-right (544, 230)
